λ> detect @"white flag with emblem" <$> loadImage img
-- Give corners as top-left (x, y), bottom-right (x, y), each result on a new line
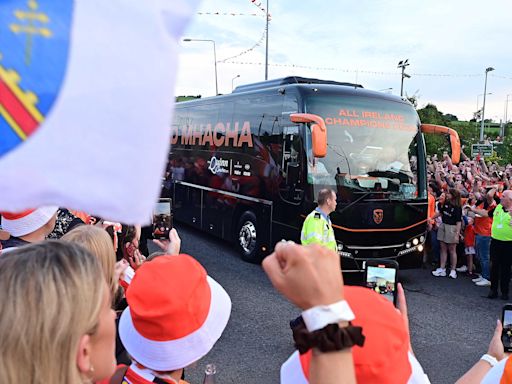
top-left (0, 0), bottom-right (199, 223)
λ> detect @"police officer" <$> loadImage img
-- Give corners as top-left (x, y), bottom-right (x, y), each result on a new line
top-left (301, 189), bottom-right (337, 252)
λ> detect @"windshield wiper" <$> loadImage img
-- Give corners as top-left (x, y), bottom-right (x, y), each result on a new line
top-left (327, 143), bottom-right (352, 179)
top-left (337, 191), bottom-right (373, 215)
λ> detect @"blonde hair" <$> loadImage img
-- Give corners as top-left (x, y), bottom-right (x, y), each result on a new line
top-left (0, 241), bottom-right (104, 384)
top-left (62, 225), bottom-right (117, 298)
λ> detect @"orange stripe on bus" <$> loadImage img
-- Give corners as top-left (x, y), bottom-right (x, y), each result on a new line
top-left (299, 215), bottom-right (428, 232)
top-left (331, 219), bottom-right (428, 232)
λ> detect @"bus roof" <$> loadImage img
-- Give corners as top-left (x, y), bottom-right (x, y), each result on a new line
top-left (232, 76), bottom-right (363, 93)
top-left (176, 76), bottom-right (410, 106)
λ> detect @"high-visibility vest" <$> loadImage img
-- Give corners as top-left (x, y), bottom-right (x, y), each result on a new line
top-left (491, 204), bottom-right (512, 241)
top-left (300, 208), bottom-right (337, 252)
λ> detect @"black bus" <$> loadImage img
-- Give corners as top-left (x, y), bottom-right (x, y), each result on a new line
top-left (167, 76), bottom-right (459, 269)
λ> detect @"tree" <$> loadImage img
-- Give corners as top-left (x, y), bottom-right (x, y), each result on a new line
top-left (417, 103), bottom-right (450, 126)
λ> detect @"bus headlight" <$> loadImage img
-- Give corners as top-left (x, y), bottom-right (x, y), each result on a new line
top-left (406, 242), bottom-right (411, 248)
top-left (337, 243), bottom-right (344, 251)
top-left (412, 238), bottom-right (419, 246)
top-left (417, 244), bottom-right (424, 252)
top-left (420, 235), bottom-right (425, 243)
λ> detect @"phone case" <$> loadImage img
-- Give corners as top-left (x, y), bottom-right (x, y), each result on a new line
top-left (502, 306), bottom-right (512, 352)
top-left (364, 260), bottom-right (399, 306)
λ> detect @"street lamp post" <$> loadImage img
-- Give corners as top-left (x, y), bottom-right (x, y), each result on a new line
top-left (503, 94), bottom-right (512, 137)
top-left (480, 67), bottom-right (494, 142)
top-left (231, 74), bottom-right (240, 91)
top-left (397, 59), bottom-right (410, 97)
top-left (265, 0), bottom-right (269, 80)
top-left (183, 38), bottom-right (218, 96)
top-left (476, 92), bottom-right (492, 114)
top-left (475, 92), bottom-right (492, 130)
top-left (506, 95), bottom-right (512, 123)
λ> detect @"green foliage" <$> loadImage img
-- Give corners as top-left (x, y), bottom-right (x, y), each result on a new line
top-left (418, 102), bottom-right (512, 164)
top-left (418, 103), bottom-right (451, 126)
top-left (493, 136), bottom-right (512, 165)
top-left (450, 121), bottom-right (480, 149)
top-left (176, 95), bottom-right (201, 102)
top-left (419, 104), bottom-right (456, 156)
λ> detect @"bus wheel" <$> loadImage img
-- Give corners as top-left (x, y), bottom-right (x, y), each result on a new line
top-left (237, 212), bottom-right (261, 264)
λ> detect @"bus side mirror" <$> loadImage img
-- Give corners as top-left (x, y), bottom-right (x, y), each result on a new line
top-left (290, 113), bottom-right (327, 158)
top-left (421, 124), bottom-right (461, 164)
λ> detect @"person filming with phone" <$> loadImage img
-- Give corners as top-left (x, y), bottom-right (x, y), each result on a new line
top-left (456, 306), bottom-right (512, 383)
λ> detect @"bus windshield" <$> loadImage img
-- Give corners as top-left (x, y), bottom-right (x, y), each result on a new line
top-left (305, 95), bottom-right (421, 200)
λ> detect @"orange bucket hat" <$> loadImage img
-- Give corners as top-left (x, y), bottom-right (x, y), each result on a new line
top-left (281, 286), bottom-right (427, 384)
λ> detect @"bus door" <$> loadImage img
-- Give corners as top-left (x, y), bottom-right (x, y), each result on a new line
top-left (271, 122), bottom-right (306, 243)
top-left (279, 125), bottom-right (304, 203)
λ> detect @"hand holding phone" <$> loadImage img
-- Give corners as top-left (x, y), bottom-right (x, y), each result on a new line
top-left (364, 259), bottom-right (399, 306)
top-left (153, 228), bottom-right (181, 255)
top-left (152, 198), bottom-right (172, 240)
top-left (502, 304), bottom-right (512, 352)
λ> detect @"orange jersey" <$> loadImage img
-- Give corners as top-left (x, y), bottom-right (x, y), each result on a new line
top-left (428, 193), bottom-right (436, 219)
top-left (474, 201), bottom-right (496, 236)
top-left (464, 224), bottom-right (475, 247)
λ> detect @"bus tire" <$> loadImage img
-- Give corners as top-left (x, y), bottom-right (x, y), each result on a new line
top-left (236, 211), bottom-right (261, 264)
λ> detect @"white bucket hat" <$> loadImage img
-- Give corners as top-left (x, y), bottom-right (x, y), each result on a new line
top-left (1, 206), bottom-right (58, 237)
top-left (119, 254), bottom-right (232, 371)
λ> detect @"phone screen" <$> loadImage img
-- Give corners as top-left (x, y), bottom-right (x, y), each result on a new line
top-left (365, 262), bottom-right (398, 305)
top-left (152, 199), bottom-right (172, 240)
top-left (502, 307), bottom-right (512, 352)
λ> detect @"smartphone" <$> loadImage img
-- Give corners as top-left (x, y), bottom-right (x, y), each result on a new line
top-left (364, 259), bottom-right (399, 306)
top-left (502, 304), bottom-right (512, 352)
top-left (152, 198), bottom-right (172, 240)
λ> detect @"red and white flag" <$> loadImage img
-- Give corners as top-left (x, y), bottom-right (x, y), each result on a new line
top-left (0, 0), bottom-right (199, 223)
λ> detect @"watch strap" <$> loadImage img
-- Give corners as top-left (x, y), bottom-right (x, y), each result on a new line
top-left (480, 354), bottom-right (498, 367)
top-left (301, 300), bottom-right (355, 332)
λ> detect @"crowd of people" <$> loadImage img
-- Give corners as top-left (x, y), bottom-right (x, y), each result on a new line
top-left (426, 151), bottom-right (512, 301)
top-left (0, 149), bottom-right (512, 383)
top-left (0, 207), bottom-right (385, 384)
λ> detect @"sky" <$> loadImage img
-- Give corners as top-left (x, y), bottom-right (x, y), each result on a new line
top-left (175, 0), bottom-right (512, 122)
